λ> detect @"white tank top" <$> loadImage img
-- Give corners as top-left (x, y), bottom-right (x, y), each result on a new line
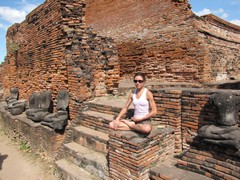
top-left (132, 88), bottom-right (149, 118)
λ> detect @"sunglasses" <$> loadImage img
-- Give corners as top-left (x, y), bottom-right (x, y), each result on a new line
top-left (133, 80), bottom-right (144, 83)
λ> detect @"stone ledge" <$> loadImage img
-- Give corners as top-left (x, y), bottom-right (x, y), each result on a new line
top-left (178, 143), bottom-right (240, 179)
top-left (201, 14), bottom-right (240, 34)
top-left (0, 101), bottom-right (65, 158)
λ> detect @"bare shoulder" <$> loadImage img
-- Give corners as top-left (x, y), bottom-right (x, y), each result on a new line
top-left (146, 88), bottom-right (154, 98)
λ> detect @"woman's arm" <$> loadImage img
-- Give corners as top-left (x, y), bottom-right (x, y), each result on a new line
top-left (115, 93), bottom-right (133, 121)
top-left (132, 89), bottom-right (157, 122)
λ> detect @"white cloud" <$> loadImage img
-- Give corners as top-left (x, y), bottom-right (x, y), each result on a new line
top-left (230, 0), bottom-right (240, 4)
top-left (194, 8), bottom-right (212, 16)
top-left (221, 13), bottom-right (229, 19)
top-left (230, 19), bottom-right (240, 26)
top-left (214, 8), bottom-right (224, 14)
top-left (194, 8), bottom-right (229, 20)
top-left (0, 23), bottom-right (8, 30)
top-left (0, 23), bottom-right (5, 29)
top-left (20, 0), bottom-right (38, 12)
top-left (213, 9), bottom-right (229, 19)
top-left (0, 1), bottom-right (38, 24)
top-left (0, 6), bottom-right (27, 24)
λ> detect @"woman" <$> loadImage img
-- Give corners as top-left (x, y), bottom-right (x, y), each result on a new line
top-left (109, 72), bottom-right (157, 134)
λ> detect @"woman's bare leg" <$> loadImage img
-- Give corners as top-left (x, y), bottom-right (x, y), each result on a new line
top-left (109, 120), bottom-right (131, 131)
top-left (121, 120), bottom-right (152, 134)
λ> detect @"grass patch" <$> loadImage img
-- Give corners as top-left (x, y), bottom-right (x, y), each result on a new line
top-left (19, 141), bottom-right (31, 151)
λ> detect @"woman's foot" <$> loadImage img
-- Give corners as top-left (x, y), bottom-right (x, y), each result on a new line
top-left (121, 120), bottom-right (135, 128)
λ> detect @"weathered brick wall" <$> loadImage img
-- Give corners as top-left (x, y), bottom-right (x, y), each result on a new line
top-left (181, 89), bottom-right (216, 150)
top-left (60, 0), bottom-right (119, 118)
top-left (152, 89), bottom-right (182, 153)
top-left (5, 0), bottom-right (66, 100)
top-left (85, 0), bottom-right (240, 83)
top-left (181, 89), bottom-right (240, 149)
top-left (178, 145), bottom-right (240, 179)
top-left (85, 0), bottom-right (202, 82)
top-left (0, 104), bottom-right (64, 157)
top-left (152, 88), bottom-right (240, 152)
top-left (109, 128), bottom-right (175, 179)
top-left (1, 0), bottom-right (239, 119)
top-left (195, 14), bottom-right (240, 82)
top-left (1, 0), bottom-right (119, 119)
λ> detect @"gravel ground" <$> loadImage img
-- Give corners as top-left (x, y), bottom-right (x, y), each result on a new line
top-left (0, 129), bottom-right (57, 180)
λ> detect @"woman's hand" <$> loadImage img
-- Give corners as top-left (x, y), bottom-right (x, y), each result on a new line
top-left (112, 120), bottom-right (120, 130)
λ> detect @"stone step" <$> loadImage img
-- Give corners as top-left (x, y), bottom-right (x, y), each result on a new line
top-left (73, 126), bottom-right (109, 153)
top-left (82, 110), bottom-right (114, 121)
top-left (55, 159), bottom-right (99, 180)
top-left (177, 158), bottom-right (239, 180)
top-left (82, 95), bottom-right (133, 116)
top-left (62, 142), bottom-right (109, 179)
top-left (149, 158), bottom-right (211, 180)
top-left (117, 80), bottom-right (202, 94)
top-left (77, 110), bottom-right (114, 133)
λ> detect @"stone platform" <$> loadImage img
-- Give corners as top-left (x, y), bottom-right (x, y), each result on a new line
top-left (177, 142), bottom-right (240, 180)
top-left (0, 101), bottom-right (65, 157)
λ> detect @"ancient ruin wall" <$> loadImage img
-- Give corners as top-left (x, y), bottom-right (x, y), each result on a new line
top-left (152, 88), bottom-right (240, 151)
top-left (193, 15), bottom-right (240, 82)
top-left (85, 0), bottom-right (200, 82)
top-left (85, 0), bottom-right (240, 83)
top-left (4, 0), bottom-right (66, 99)
top-left (1, 0), bottom-right (119, 119)
top-left (59, 0), bottom-right (119, 118)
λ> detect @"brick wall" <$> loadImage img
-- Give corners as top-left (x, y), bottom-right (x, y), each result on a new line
top-left (178, 145), bottom-right (240, 179)
top-left (0, 105), bottom-right (64, 157)
top-left (85, 0), bottom-right (240, 83)
top-left (152, 88), bottom-right (240, 152)
top-left (60, 0), bottom-right (119, 118)
top-left (109, 128), bottom-right (175, 179)
top-left (1, 0), bottom-right (119, 119)
top-left (1, 0), bottom-right (239, 119)
top-left (152, 89), bottom-right (182, 153)
top-left (195, 14), bottom-right (240, 82)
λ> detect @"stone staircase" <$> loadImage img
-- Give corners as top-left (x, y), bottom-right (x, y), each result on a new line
top-left (55, 96), bottom-right (128, 179)
top-left (55, 94), bottom-right (212, 180)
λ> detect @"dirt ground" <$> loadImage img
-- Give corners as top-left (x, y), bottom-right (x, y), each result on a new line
top-left (0, 129), bottom-right (58, 180)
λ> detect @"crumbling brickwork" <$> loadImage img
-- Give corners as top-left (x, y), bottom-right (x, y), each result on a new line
top-left (152, 88), bottom-right (240, 152)
top-left (1, 0), bottom-right (119, 119)
top-left (85, 0), bottom-right (240, 82)
top-left (0, 1), bottom-right (239, 178)
top-left (178, 137), bottom-right (240, 179)
top-left (1, 0), bottom-right (239, 119)
top-left (0, 105), bottom-right (64, 157)
top-left (109, 128), bottom-right (175, 179)
top-left (152, 89), bottom-right (182, 153)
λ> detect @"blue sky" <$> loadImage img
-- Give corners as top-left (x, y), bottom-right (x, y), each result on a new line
top-left (0, 0), bottom-right (239, 64)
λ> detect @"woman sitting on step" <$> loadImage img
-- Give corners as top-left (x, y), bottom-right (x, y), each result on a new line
top-left (109, 72), bottom-right (157, 134)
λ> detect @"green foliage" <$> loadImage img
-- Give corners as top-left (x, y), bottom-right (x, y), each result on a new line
top-left (9, 42), bottom-right (19, 53)
top-left (19, 141), bottom-right (31, 151)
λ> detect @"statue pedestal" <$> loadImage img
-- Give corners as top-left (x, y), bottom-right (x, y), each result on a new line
top-left (0, 101), bottom-right (65, 157)
top-left (177, 140), bottom-right (240, 179)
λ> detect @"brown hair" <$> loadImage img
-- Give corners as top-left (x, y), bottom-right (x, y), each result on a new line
top-left (134, 72), bottom-right (146, 81)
